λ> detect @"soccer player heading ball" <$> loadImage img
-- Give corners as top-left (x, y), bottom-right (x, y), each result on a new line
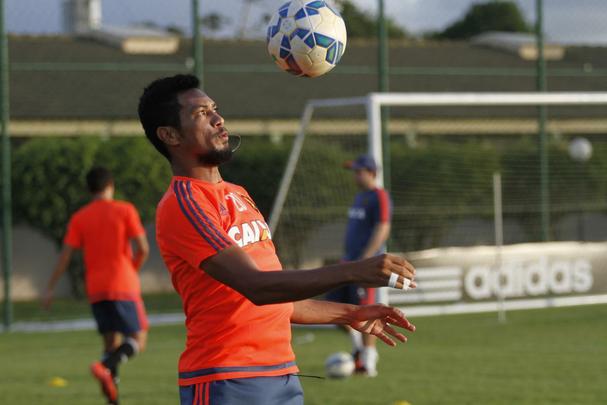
top-left (138, 74), bottom-right (417, 404)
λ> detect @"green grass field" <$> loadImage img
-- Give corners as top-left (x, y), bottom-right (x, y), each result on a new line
top-left (1, 304), bottom-right (605, 404)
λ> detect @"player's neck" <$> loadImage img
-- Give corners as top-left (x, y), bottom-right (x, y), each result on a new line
top-left (172, 163), bottom-right (223, 183)
top-left (361, 183), bottom-right (376, 191)
top-left (92, 191), bottom-right (113, 201)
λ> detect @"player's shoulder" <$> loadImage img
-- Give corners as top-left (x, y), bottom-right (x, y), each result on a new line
top-left (157, 181), bottom-right (218, 219)
top-left (107, 200), bottom-right (140, 218)
top-left (224, 181), bottom-right (250, 196)
top-left (112, 199), bottom-right (137, 211)
top-left (373, 187), bottom-right (390, 199)
top-left (69, 204), bottom-right (90, 223)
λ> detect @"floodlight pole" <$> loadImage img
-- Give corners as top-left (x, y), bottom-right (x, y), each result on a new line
top-left (0, 0), bottom-right (12, 331)
top-left (536, 0), bottom-right (549, 241)
top-left (192, 0), bottom-right (204, 85)
top-left (377, 0), bottom-right (390, 191)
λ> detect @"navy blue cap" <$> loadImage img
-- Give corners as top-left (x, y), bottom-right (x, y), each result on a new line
top-left (344, 154), bottom-right (377, 171)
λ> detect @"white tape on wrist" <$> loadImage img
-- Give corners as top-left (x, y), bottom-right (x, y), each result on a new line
top-left (388, 272), bottom-right (399, 288)
top-left (402, 277), bottom-right (412, 291)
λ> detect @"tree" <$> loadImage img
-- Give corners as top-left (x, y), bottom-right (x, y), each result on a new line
top-left (437, 0), bottom-right (531, 40)
top-left (200, 12), bottom-right (231, 35)
top-left (337, 0), bottom-right (408, 39)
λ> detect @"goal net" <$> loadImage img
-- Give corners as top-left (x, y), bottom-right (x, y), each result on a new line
top-left (270, 92), bottom-right (607, 315)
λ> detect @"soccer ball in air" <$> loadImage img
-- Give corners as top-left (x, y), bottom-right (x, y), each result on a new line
top-left (266, 0), bottom-right (347, 78)
top-left (325, 352), bottom-right (355, 378)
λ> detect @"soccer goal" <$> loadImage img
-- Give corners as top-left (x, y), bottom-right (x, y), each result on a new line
top-left (269, 92), bottom-right (607, 316)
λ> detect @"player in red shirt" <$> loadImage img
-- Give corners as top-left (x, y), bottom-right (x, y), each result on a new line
top-left (44, 167), bottom-right (149, 405)
top-left (138, 74), bottom-right (417, 405)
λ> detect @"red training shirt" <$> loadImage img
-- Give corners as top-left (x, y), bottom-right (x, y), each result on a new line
top-left (64, 199), bottom-right (146, 303)
top-left (156, 177), bottom-right (298, 386)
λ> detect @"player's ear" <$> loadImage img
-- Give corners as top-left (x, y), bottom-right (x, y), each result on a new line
top-left (157, 126), bottom-right (181, 147)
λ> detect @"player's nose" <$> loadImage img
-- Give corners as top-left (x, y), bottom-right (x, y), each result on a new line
top-left (212, 111), bottom-right (224, 127)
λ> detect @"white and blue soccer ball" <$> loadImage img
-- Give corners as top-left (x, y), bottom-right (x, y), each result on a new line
top-left (267, 0), bottom-right (347, 78)
top-left (325, 351), bottom-right (355, 378)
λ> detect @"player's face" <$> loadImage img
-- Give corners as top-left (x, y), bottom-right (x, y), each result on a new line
top-left (176, 88), bottom-right (231, 165)
top-left (354, 168), bottom-right (376, 190)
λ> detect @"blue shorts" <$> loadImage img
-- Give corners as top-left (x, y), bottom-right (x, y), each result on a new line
top-left (179, 375), bottom-right (303, 405)
top-left (326, 285), bottom-right (379, 306)
top-left (91, 300), bottom-right (148, 335)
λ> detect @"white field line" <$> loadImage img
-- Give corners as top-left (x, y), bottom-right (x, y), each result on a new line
top-left (3, 294), bottom-right (607, 333)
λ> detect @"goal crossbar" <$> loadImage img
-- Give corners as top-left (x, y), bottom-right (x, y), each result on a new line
top-left (268, 92), bottom-right (607, 233)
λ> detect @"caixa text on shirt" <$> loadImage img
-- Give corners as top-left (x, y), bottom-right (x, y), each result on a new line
top-left (228, 220), bottom-right (272, 248)
top-left (348, 208), bottom-right (366, 220)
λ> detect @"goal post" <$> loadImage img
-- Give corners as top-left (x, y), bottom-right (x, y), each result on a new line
top-left (270, 91), bottom-right (607, 234)
top-left (269, 91), bottom-right (607, 316)
top-left (268, 96), bottom-right (372, 234)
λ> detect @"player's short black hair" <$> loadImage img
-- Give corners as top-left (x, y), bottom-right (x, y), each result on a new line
top-left (86, 166), bottom-right (113, 194)
top-left (137, 74), bottom-right (200, 161)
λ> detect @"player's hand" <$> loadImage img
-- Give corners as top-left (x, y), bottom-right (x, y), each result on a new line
top-left (349, 304), bottom-right (415, 347)
top-left (352, 254), bottom-right (417, 290)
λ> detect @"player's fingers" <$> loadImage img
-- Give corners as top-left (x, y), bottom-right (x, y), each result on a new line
top-left (382, 324), bottom-right (407, 343)
top-left (374, 330), bottom-right (396, 347)
top-left (395, 276), bottom-right (413, 290)
top-left (386, 308), bottom-right (416, 332)
top-left (388, 262), bottom-right (415, 280)
top-left (386, 254), bottom-right (407, 266)
top-left (369, 305), bottom-right (415, 332)
top-left (387, 316), bottom-right (415, 333)
top-left (388, 255), bottom-right (416, 275)
top-left (387, 273), bottom-right (414, 290)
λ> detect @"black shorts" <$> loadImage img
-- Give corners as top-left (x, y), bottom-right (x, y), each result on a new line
top-left (325, 285), bottom-right (379, 306)
top-left (91, 300), bottom-right (148, 335)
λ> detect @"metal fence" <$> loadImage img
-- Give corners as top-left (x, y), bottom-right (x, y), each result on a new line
top-left (3, 0), bottom-right (607, 327)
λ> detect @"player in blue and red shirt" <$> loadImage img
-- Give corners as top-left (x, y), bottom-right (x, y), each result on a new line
top-left (329, 154), bottom-right (393, 377)
top-left (138, 74), bottom-right (416, 405)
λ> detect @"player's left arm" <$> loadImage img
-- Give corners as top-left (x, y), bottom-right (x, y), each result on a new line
top-left (360, 189), bottom-right (392, 259)
top-left (291, 299), bottom-right (415, 346)
top-left (360, 223), bottom-right (391, 259)
top-left (131, 234), bottom-right (150, 271)
top-left (126, 204), bottom-right (149, 271)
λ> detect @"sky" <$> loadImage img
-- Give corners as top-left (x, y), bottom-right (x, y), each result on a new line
top-left (6, 0), bottom-right (607, 45)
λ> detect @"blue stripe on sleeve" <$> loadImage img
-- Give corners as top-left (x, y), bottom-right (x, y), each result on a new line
top-left (180, 181), bottom-right (230, 249)
top-left (173, 181), bottom-right (221, 252)
top-left (185, 181), bottom-right (233, 247)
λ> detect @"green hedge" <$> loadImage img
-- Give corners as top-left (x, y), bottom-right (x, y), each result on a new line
top-left (10, 136), bottom-right (291, 246)
top-left (8, 135), bottom-right (607, 269)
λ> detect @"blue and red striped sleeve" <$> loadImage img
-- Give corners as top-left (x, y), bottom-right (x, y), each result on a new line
top-left (159, 180), bottom-right (233, 269)
top-left (375, 188), bottom-right (392, 223)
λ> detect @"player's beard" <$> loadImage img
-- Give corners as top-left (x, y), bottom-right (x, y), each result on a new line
top-left (198, 144), bottom-right (233, 166)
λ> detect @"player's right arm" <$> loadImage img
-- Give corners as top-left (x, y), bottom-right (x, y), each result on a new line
top-left (163, 182), bottom-right (415, 306)
top-left (43, 214), bottom-right (82, 309)
top-left (42, 244), bottom-right (75, 309)
top-left (202, 247), bottom-right (416, 305)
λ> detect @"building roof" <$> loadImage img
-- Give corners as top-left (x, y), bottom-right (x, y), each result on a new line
top-left (8, 36), bottom-right (607, 122)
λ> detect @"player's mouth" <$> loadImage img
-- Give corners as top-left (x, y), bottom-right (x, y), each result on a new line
top-left (217, 130), bottom-right (229, 141)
